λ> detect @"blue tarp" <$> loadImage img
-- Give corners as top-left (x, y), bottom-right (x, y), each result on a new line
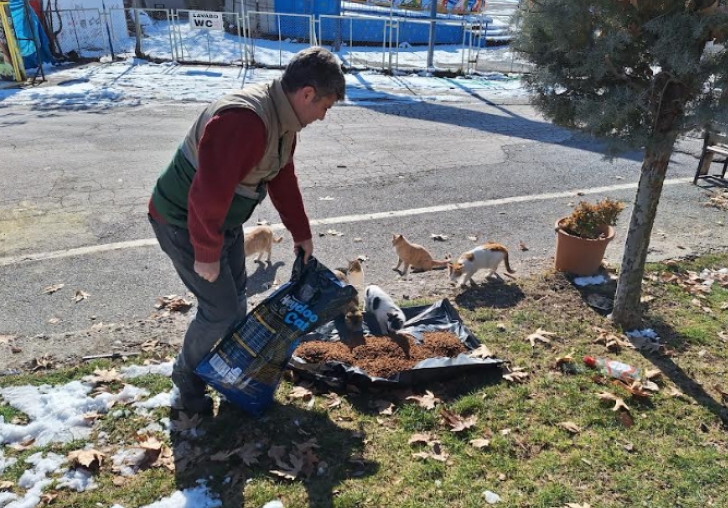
top-left (9, 0), bottom-right (53, 69)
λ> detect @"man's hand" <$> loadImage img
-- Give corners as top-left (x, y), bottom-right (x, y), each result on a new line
top-left (194, 260), bottom-right (220, 283)
top-left (294, 239), bottom-right (314, 264)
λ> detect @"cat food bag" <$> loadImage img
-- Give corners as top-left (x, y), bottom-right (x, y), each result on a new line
top-left (195, 255), bottom-right (357, 415)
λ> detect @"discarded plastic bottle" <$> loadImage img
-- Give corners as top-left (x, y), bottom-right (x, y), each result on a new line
top-left (583, 356), bottom-right (642, 382)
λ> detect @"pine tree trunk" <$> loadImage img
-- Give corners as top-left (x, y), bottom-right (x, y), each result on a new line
top-left (611, 137), bottom-right (678, 329)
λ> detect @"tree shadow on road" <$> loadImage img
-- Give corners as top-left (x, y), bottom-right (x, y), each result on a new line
top-left (350, 73), bottom-right (643, 162)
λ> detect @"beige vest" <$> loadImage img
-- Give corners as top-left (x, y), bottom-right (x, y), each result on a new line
top-left (179, 79), bottom-right (303, 200)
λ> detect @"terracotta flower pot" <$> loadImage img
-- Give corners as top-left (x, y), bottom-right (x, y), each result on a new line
top-left (554, 218), bottom-right (615, 276)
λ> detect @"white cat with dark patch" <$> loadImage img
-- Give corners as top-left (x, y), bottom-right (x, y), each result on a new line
top-left (447, 243), bottom-right (515, 287)
top-left (364, 285), bottom-right (406, 336)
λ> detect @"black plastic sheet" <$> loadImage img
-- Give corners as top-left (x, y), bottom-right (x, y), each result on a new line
top-left (289, 299), bottom-right (504, 388)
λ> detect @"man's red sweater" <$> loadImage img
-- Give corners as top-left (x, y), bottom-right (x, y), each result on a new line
top-left (149, 109), bottom-right (312, 263)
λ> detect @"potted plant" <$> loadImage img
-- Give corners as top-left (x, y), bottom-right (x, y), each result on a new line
top-left (554, 198), bottom-right (625, 276)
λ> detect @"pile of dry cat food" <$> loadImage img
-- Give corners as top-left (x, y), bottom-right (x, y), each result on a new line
top-left (294, 331), bottom-right (468, 379)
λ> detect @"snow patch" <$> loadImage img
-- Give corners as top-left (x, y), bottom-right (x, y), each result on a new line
top-left (0, 381), bottom-right (149, 446)
top-left (57, 467), bottom-right (98, 492)
top-left (136, 484), bottom-right (222, 508)
top-left (121, 361), bottom-right (174, 379)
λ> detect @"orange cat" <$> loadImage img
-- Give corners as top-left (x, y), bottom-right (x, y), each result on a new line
top-left (448, 243), bottom-right (515, 287)
top-left (244, 225), bottom-right (283, 262)
top-left (392, 234), bottom-right (450, 275)
top-left (336, 259), bottom-right (364, 287)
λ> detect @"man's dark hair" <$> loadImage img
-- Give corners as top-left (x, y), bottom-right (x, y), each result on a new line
top-left (281, 47), bottom-right (345, 101)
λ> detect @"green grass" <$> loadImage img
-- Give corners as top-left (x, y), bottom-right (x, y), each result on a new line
top-left (1, 254), bottom-right (727, 507)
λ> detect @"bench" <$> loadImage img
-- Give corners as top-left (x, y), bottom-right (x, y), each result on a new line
top-left (693, 129), bottom-right (728, 184)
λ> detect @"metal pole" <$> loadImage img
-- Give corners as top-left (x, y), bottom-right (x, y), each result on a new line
top-left (132, 0), bottom-right (142, 57)
top-left (99, 0), bottom-right (115, 60)
top-left (426, 0), bottom-right (437, 70)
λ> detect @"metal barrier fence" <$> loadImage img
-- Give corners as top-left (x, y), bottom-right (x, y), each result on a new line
top-left (41, 6), bottom-right (524, 74)
top-left (244, 12), bottom-right (313, 68)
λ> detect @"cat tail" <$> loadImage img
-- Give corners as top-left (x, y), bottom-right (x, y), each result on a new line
top-left (503, 249), bottom-right (516, 274)
top-left (429, 259), bottom-right (451, 270)
top-left (273, 236), bottom-right (284, 243)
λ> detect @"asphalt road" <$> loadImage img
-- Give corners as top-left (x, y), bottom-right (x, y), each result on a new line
top-left (1, 96), bottom-right (726, 340)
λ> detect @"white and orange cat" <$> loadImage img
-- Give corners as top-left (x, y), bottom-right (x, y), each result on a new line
top-left (448, 243), bottom-right (515, 287)
top-left (392, 234), bottom-right (450, 276)
top-left (243, 225), bottom-right (283, 262)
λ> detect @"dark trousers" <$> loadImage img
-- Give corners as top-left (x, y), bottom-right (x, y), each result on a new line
top-left (149, 215), bottom-right (247, 402)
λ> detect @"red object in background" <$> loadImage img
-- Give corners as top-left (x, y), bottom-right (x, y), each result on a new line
top-left (29, 0), bottom-right (42, 18)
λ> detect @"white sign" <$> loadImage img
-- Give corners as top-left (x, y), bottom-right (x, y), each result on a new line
top-left (189, 11), bottom-right (224, 31)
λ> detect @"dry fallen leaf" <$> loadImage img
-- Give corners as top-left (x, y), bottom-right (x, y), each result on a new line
top-left (408, 433), bottom-right (438, 446)
top-left (469, 344), bottom-right (494, 359)
top-left (73, 290), bottom-right (90, 303)
top-left (172, 411), bottom-right (202, 432)
top-left (140, 339), bottom-right (159, 352)
top-left (469, 438), bottom-right (490, 449)
top-left (44, 283), bottom-right (65, 294)
top-left (616, 410), bottom-right (634, 428)
top-left (641, 380), bottom-right (660, 392)
top-left (0, 480), bottom-right (14, 490)
top-left (31, 356), bottom-right (55, 371)
top-left (406, 390), bottom-right (442, 410)
top-left (154, 295), bottom-right (192, 313)
top-left (9, 438), bottom-right (35, 451)
top-left (612, 380), bottom-right (652, 399)
top-left (557, 421), bottom-right (582, 434)
top-left (644, 368), bottom-right (662, 381)
top-left (40, 492), bottom-right (58, 505)
top-left (555, 352), bottom-right (575, 370)
top-left (67, 449), bottom-right (105, 472)
top-left (518, 241), bottom-right (529, 251)
top-left (598, 392), bottom-right (630, 412)
top-left (373, 399), bottom-right (395, 415)
top-left (503, 366), bottom-right (529, 384)
top-left (412, 442), bottom-right (449, 462)
top-left (440, 408), bottom-right (477, 432)
top-left (0, 335), bottom-right (15, 345)
top-left (324, 393), bottom-right (342, 409)
top-left (83, 368), bottom-right (122, 385)
top-left (112, 476), bottom-right (128, 487)
top-left (593, 327), bottom-right (635, 352)
top-left (289, 386), bottom-right (314, 401)
top-left (563, 503), bottom-right (592, 508)
top-left (238, 442), bottom-right (262, 466)
top-left (525, 328), bottom-right (556, 347)
top-left (714, 385), bottom-right (728, 404)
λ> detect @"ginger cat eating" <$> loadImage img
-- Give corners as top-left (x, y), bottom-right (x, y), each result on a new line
top-left (392, 234), bottom-right (450, 276)
top-left (448, 242), bottom-right (515, 287)
top-left (244, 225), bottom-right (283, 263)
